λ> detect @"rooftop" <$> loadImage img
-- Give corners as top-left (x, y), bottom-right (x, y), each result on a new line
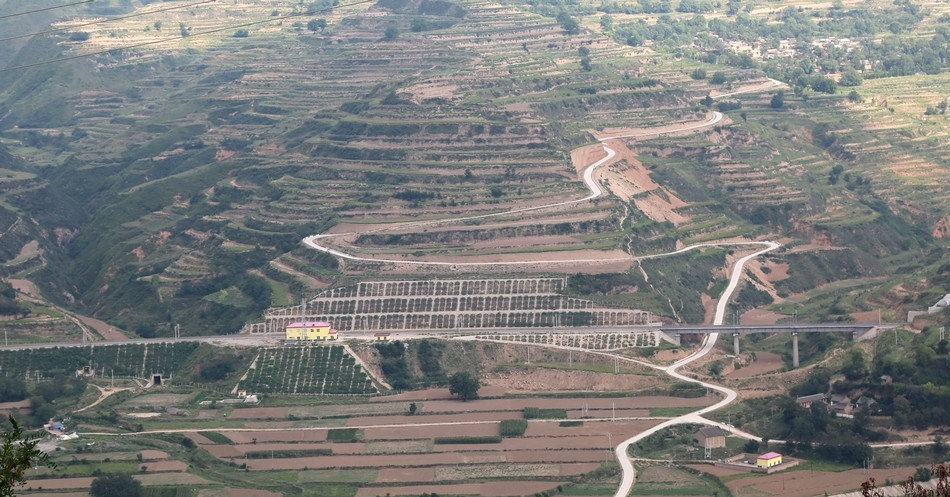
top-left (696, 425), bottom-right (726, 437)
top-left (759, 452), bottom-right (782, 459)
top-left (287, 321), bottom-right (332, 328)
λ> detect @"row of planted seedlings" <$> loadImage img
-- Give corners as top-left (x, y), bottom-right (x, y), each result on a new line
top-left (0, 342), bottom-right (200, 379)
top-left (478, 332), bottom-right (658, 350)
top-left (240, 346), bottom-right (375, 395)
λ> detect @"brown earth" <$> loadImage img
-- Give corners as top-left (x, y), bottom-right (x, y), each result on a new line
top-left (355, 481), bottom-right (564, 497)
top-left (484, 368), bottom-right (665, 392)
top-left (222, 489), bottom-right (282, 497)
top-left (726, 351), bottom-right (785, 379)
top-left (721, 465), bottom-right (921, 497)
top-left (377, 467), bottom-right (437, 483)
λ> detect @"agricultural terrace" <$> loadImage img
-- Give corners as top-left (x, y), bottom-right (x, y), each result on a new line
top-left (180, 392), bottom-right (715, 497)
top-left (253, 277), bottom-right (653, 333)
top-left (239, 346), bottom-right (377, 395)
top-left (478, 331), bottom-right (660, 350)
top-left (0, 342), bottom-right (200, 380)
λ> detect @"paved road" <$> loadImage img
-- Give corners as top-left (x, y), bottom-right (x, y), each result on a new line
top-left (611, 242), bottom-right (777, 497)
top-left (302, 111), bottom-right (736, 268)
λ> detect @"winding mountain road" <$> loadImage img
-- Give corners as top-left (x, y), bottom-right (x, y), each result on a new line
top-left (299, 81), bottom-right (787, 496)
top-left (302, 111), bottom-right (729, 267)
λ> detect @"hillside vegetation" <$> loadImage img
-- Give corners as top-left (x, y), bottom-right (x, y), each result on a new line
top-left (0, 0), bottom-right (945, 336)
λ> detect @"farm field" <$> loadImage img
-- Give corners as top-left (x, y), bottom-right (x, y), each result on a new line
top-left (23, 384), bottom-right (714, 497)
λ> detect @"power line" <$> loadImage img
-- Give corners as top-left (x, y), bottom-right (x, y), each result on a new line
top-left (1, 0), bottom-right (218, 43)
top-left (0, 0), bottom-right (94, 20)
top-left (0, 0), bottom-right (375, 73)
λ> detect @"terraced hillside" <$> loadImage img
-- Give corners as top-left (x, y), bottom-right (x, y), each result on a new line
top-left (0, 342), bottom-right (201, 379)
top-left (239, 345), bottom-right (377, 395)
top-left (0, 0), bottom-right (945, 337)
top-left (256, 277), bottom-right (654, 332)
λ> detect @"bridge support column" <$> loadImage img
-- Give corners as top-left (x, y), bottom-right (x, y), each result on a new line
top-left (792, 332), bottom-right (800, 369)
top-left (733, 332), bottom-right (740, 356)
top-left (674, 333), bottom-right (681, 346)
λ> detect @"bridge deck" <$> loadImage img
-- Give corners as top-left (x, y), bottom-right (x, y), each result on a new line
top-left (658, 323), bottom-right (882, 334)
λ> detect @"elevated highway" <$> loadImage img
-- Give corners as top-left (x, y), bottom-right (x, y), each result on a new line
top-left (657, 322), bottom-right (894, 367)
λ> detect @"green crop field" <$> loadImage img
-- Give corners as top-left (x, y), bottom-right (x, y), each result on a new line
top-left (239, 346), bottom-right (376, 395)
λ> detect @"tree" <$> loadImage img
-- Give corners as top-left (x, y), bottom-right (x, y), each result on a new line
top-left (307, 18), bottom-right (327, 32)
top-left (408, 402), bottom-right (418, 415)
top-left (448, 371), bottom-right (480, 401)
top-left (1, 416), bottom-right (55, 496)
top-left (690, 67), bottom-right (707, 80)
top-left (233, 29), bottom-right (249, 38)
top-left (839, 69), bottom-right (863, 87)
top-left (580, 57), bottom-right (592, 72)
top-left (556, 11), bottom-right (580, 35)
top-left (770, 91), bottom-right (785, 109)
top-left (383, 25), bottom-right (400, 41)
top-left (410, 18), bottom-right (428, 32)
top-left (90, 473), bottom-right (143, 497)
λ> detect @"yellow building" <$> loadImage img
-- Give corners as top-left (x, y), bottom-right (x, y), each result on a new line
top-left (373, 332), bottom-right (391, 341)
top-left (756, 452), bottom-right (783, 468)
top-left (285, 321), bottom-right (338, 341)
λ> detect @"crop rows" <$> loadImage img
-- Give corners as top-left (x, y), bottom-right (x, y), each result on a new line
top-left (0, 342), bottom-right (200, 380)
top-left (239, 346), bottom-right (375, 395)
top-left (477, 332), bottom-right (659, 350)
top-left (260, 277), bottom-right (652, 332)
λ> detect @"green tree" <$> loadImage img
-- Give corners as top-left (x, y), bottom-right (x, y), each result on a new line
top-left (839, 69), bottom-right (863, 87)
top-left (448, 371), bottom-right (480, 401)
top-left (307, 18), bottom-right (327, 32)
top-left (410, 18), bottom-right (428, 32)
top-left (90, 473), bottom-right (143, 497)
top-left (384, 25), bottom-right (400, 41)
top-left (1, 416), bottom-right (55, 496)
top-left (770, 90), bottom-right (785, 109)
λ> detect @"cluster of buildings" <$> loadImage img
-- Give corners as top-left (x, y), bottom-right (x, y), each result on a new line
top-left (693, 425), bottom-right (786, 470)
top-left (796, 392), bottom-right (878, 416)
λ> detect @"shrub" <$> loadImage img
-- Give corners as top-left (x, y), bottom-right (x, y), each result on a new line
top-left (523, 407), bottom-right (567, 419)
top-left (500, 419), bottom-right (528, 437)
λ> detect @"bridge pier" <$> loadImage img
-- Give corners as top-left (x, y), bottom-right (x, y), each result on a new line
top-left (792, 331), bottom-right (800, 369)
top-left (674, 333), bottom-right (681, 346)
top-left (733, 332), bottom-right (740, 356)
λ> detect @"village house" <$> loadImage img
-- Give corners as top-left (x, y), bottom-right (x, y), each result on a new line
top-left (756, 451), bottom-right (783, 468)
top-left (830, 394), bottom-right (852, 414)
top-left (284, 321), bottom-right (338, 341)
top-left (694, 425), bottom-right (727, 449)
top-left (796, 393), bottom-right (827, 409)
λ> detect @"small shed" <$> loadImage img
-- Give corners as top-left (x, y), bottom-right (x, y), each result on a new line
top-left (756, 451), bottom-right (783, 468)
top-left (373, 332), bottom-right (391, 341)
top-left (694, 425), bottom-right (726, 449)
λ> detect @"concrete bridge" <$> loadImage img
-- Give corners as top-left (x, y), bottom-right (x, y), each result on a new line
top-left (658, 323), bottom-right (887, 368)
